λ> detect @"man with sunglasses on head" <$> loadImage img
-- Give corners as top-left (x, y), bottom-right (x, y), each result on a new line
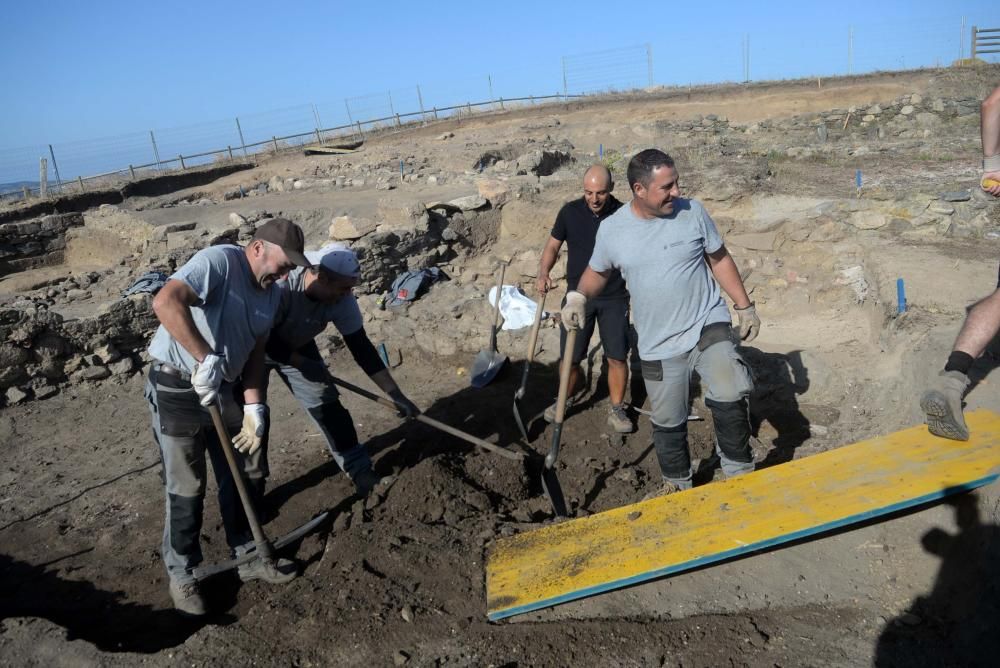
top-left (146, 218), bottom-right (311, 617)
top-left (242, 243), bottom-right (419, 497)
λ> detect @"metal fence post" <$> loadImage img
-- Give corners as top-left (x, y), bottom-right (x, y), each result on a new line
top-left (315, 129), bottom-right (322, 144)
top-left (432, 107), bottom-right (438, 120)
top-left (228, 146), bottom-right (234, 161)
top-left (150, 130), bottom-right (162, 171)
top-left (179, 155), bottom-right (186, 170)
top-left (417, 85), bottom-right (425, 122)
top-left (562, 57), bottom-right (568, 96)
top-left (388, 90), bottom-right (395, 116)
top-left (356, 120), bottom-right (364, 139)
top-left (77, 176), bottom-right (85, 192)
top-left (129, 165), bottom-right (136, 180)
top-left (499, 97), bottom-right (505, 110)
top-left (272, 136), bottom-right (279, 153)
top-left (972, 25), bottom-right (977, 59)
top-left (236, 117), bottom-right (248, 159)
top-left (48, 144), bottom-right (63, 192)
top-left (39, 158), bottom-right (47, 198)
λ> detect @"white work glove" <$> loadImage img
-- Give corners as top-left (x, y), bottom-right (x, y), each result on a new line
top-left (191, 353), bottom-right (224, 406)
top-left (560, 291), bottom-right (587, 330)
top-left (232, 403), bottom-right (268, 456)
top-left (734, 302), bottom-right (760, 342)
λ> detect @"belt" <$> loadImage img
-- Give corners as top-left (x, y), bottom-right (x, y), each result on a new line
top-left (153, 361), bottom-right (192, 381)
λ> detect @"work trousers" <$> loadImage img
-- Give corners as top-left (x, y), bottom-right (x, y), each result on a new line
top-left (641, 333), bottom-right (755, 489)
top-left (145, 368), bottom-right (266, 585)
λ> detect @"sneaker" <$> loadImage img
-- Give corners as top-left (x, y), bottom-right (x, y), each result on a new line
top-left (238, 557), bottom-right (298, 584)
top-left (920, 370), bottom-right (971, 441)
top-left (543, 395), bottom-right (576, 423)
top-left (169, 579), bottom-right (207, 616)
top-left (607, 404), bottom-right (634, 434)
top-left (641, 481), bottom-right (681, 502)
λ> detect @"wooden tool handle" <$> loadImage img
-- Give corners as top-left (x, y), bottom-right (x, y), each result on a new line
top-left (554, 329), bottom-right (577, 424)
top-left (524, 292), bottom-right (546, 364)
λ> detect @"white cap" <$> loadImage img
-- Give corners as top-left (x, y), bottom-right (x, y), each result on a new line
top-left (305, 243), bottom-right (361, 279)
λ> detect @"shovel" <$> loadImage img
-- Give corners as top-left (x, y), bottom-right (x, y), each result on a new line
top-left (470, 262), bottom-right (509, 388)
top-left (512, 292), bottom-right (546, 442)
top-left (328, 374), bottom-right (525, 461)
top-left (192, 401), bottom-right (329, 582)
top-left (541, 327), bottom-right (575, 517)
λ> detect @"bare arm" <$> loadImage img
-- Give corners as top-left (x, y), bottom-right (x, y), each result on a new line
top-left (152, 279), bottom-right (213, 363)
top-left (536, 236), bottom-right (563, 293)
top-left (706, 245), bottom-right (752, 309)
top-left (577, 267), bottom-right (611, 299)
top-left (241, 337), bottom-right (268, 404)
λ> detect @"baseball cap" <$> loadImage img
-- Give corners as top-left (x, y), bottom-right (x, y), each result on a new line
top-left (253, 218), bottom-right (311, 268)
top-left (305, 243), bottom-right (361, 279)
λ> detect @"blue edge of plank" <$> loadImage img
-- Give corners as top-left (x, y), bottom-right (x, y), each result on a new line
top-left (488, 474), bottom-right (998, 621)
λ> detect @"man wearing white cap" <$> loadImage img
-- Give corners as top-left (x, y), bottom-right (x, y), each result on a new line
top-left (237, 243), bottom-right (419, 494)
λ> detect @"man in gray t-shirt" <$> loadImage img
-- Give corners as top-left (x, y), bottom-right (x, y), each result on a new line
top-left (145, 218), bottom-right (311, 616)
top-left (263, 243), bottom-right (418, 494)
top-left (563, 149), bottom-right (761, 496)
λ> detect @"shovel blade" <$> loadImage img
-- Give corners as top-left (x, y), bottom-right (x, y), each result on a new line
top-left (470, 350), bottom-right (508, 388)
top-left (540, 463), bottom-right (568, 517)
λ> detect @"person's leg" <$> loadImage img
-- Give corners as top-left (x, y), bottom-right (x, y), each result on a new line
top-left (921, 289), bottom-right (1000, 440)
top-left (279, 342), bottom-right (374, 485)
top-left (693, 338), bottom-right (755, 479)
top-left (642, 354), bottom-right (694, 490)
top-left (983, 85), bottom-right (1000, 195)
top-left (145, 372), bottom-right (208, 615)
top-left (595, 297), bottom-right (632, 433)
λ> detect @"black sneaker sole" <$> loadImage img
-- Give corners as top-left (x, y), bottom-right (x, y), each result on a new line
top-left (920, 391), bottom-right (970, 441)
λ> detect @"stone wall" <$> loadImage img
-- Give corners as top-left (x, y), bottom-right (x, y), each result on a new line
top-left (0, 213), bottom-right (84, 276)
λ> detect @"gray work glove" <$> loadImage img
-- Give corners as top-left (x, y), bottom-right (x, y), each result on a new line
top-left (389, 391), bottom-right (420, 419)
top-left (192, 353), bottom-right (224, 406)
top-left (734, 302), bottom-right (760, 342)
top-left (560, 291), bottom-right (587, 330)
top-left (233, 403), bottom-right (268, 456)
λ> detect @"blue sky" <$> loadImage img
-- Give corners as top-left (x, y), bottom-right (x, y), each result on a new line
top-left (0, 0), bottom-right (997, 182)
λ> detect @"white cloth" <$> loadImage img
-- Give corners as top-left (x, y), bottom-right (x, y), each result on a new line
top-left (487, 285), bottom-right (546, 331)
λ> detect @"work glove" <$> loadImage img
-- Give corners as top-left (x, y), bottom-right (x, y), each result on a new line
top-left (734, 302), bottom-right (760, 343)
top-left (389, 390), bottom-right (420, 419)
top-left (232, 403), bottom-right (268, 456)
top-left (191, 353), bottom-right (224, 406)
top-left (560, 291), bottom-right (587, 330)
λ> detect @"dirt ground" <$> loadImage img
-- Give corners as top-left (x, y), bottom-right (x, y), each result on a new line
top-left (3, 66), bottom-right (1000, 667)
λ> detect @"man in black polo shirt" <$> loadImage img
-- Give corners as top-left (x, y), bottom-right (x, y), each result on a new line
top-left (536, 164), bottom-right (633, 433)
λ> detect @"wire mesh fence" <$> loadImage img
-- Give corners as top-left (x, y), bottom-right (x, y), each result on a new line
top-left (2, 13), bottom-right (998, 200)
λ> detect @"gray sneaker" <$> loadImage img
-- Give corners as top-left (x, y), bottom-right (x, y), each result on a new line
top-left (170, 579), bottom-right (207, 616)
top-left (607, 404), bottom-right (634, 434)
top-left (238, 557), bottom-right (298, 584)
top-left (543, 395), bottom-right (577, 423)
top-left (920, 370), bottom-right (971, 441)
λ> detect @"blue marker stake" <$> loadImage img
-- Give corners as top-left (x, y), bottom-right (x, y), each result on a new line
top-left (855, 169), bottom-right (862, 188)
top-left (896, 278), bottom-right (906, 314)
top-left (599, 143), bottom-right (604, 159)
top-left (400, 159), bottom-right (404, 181)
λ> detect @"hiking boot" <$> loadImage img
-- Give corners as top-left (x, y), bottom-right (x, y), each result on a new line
top-left (607, 403), bottom-right (634, 434)
top-left (543, 395), bottom-right (576, 423)
top-left (169, 579), bottom-right (207, 617)
top-left (920, 370), bottom-right (971, 441)
top-left (238, 557), bottom-right (298, 584)
top-left (641, 481), bottom-right (681, 502)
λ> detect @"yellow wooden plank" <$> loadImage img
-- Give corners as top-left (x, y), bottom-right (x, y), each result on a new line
top-left (486, 410), bottom-right (1000, 620)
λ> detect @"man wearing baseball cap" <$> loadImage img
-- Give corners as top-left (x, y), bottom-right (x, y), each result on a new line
top-left (145, 217), bottom-right (311, 616)
top-left (239, 242), bottom-right (419, 495)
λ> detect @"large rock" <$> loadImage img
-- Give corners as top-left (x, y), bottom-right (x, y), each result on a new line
top-left (476, 179), bottom-right (512, 208)
top-left (447, 195), bottom-right (488, 212)
top-left (727, 232), bottom-right (779, 252)
top-left (848, 211), bottom-right (889, 230)
top-left (329, 216), bottom-right (377, 240)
